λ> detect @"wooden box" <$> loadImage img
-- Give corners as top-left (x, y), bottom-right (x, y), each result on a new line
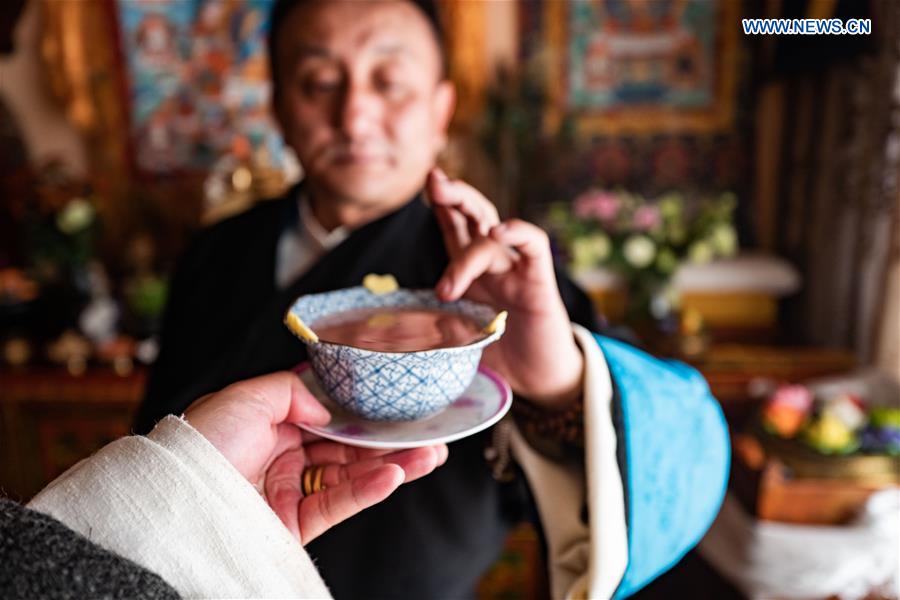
top-left (733, 434), bottom-right (899, 525)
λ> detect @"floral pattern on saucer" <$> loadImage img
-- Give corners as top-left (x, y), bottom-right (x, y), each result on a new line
top-left (295, 363), bottom-right (512, 449)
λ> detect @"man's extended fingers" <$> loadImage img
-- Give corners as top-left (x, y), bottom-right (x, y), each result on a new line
top-left (299, 464), bottom-right (404, 544)
top-left (434, 203), bottom-right (470, 258)
top-left (489, 219), bottom-right (554, 266)
top-left (436, 237), bottom-right (515, 301)
top-left (428, 168), bottom-right (500, 236)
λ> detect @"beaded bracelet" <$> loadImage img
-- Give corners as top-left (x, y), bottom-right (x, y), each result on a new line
top-left (511, 395), bottom-right (585, 448)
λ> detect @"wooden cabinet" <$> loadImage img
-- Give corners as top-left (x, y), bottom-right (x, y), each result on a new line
top-left (0, 367), bottom-right (145, 501)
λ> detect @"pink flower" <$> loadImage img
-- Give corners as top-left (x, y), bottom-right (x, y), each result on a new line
top-left (770, 385), bottom-right (814, 412)
top-left (633, 205), bottom-right (661, 231)
top-left (573, 189), bottom-right (620, 221)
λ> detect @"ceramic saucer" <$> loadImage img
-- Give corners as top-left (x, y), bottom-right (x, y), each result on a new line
top-left (294, 363), bottom-right (512, 449)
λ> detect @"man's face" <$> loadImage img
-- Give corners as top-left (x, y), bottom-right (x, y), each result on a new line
top-left (273, 0), bottom-right (455, 207)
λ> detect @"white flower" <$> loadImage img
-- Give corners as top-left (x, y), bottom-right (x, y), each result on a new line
top-left (688, 240), bottom-right (714, 264)
top-left (571, 233), bottom-right (612, 270)
top-left (57, 198), bottom-right (95, 234)
top-left (587, 233), bottom-right (612, 261)
top-left (710, 224), bottom-right (738, 256)
top-left (623, 235), bottom-right (656, 269)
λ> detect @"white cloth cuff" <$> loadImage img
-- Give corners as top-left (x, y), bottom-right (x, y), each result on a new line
top-left (509, 324), bottom-right (628, 599)
top-left (29, 415), bottom-right (331, 599)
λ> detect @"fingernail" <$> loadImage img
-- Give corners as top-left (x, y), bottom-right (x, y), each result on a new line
top-left (492, 223), bottom-right (507, 235)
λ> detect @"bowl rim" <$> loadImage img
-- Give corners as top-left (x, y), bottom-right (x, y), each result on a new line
top-left (286, 286), bottom-right (505, 356)
top-left (311, 328), bottom-right (503, 357)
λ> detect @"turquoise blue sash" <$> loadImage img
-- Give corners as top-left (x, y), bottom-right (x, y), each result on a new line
top-left (595, 335), bottom-right (730, 598)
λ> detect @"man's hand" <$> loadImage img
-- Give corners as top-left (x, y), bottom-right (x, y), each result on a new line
top-left (184, 372), bottom-right (448, 544)
top-left (427, 168), bottom-right (584, 409)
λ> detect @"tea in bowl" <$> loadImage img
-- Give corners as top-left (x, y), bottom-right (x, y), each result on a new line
top-left (284, 276), bottom-right (506, 421)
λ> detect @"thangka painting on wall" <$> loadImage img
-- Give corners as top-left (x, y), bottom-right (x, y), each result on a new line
top-left (544, 0), bottom-right (739, 135)
top-left (115, 0), bottom-right (290, 174)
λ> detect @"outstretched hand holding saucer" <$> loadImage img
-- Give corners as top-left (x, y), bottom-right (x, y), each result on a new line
top-left (184, 372), bottom-right (448, 544)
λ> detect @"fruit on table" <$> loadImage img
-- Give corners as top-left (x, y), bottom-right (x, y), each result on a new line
top-left (762, 384), bottom-right (813, 438)
top-left (803, 412), bottom-right (860, 455)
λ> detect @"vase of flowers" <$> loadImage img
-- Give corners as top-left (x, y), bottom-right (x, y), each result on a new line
top-left (548, 189), bottom-right (739, 344)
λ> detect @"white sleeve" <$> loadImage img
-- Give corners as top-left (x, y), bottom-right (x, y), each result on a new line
top-left (28, 415), bottom-right (332, 599)
top-left (509, 324), bottom-right (629, 600)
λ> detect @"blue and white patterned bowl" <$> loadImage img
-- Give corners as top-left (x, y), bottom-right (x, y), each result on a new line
top-left (284, 286), bottom-right (505, 421)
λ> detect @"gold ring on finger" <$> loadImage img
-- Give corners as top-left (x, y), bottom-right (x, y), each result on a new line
top-left (302, 464), bottom-right (327, 496)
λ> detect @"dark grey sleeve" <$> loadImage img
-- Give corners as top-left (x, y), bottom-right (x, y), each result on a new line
top-left (0, 498), bottom-right (180, 600)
